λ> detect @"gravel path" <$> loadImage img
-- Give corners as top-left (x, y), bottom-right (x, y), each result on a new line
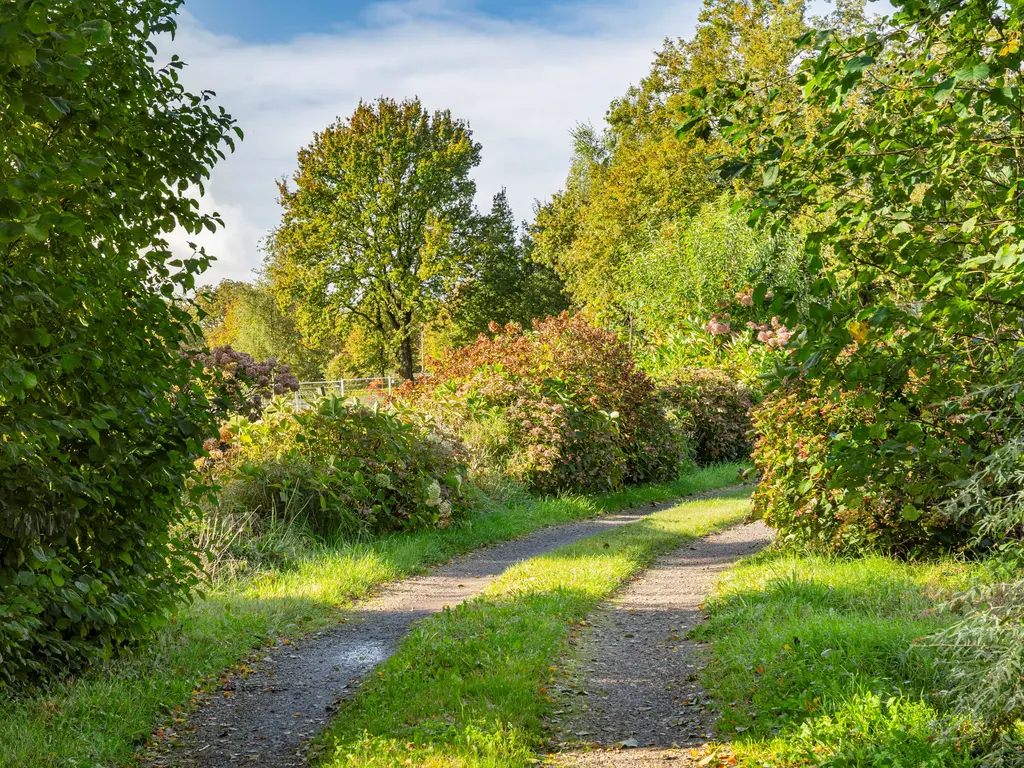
top-left (144, 487), bottom-right (747, 768)
top-left (547, 521), bottom-right (774, 768)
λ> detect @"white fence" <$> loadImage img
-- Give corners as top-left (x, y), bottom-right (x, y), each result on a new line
top-left (293, 377), bottom-right (397, 409)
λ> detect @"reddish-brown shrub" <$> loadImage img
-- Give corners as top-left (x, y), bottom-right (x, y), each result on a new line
top-left (406, 313), bottom-right (684, 494)
top-left (659, 368), bottom-right (753, 465)
top-left (752, 387), bottom-right (969, 554)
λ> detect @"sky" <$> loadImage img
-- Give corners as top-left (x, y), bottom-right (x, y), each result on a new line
top-left (166, 0), bottom-right (711, 284)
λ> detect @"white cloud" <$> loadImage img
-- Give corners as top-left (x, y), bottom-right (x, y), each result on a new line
top-left (166, 0), bottom-right (704, 284)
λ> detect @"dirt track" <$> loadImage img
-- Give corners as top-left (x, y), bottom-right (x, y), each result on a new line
top-left (145, 487), bottom-right (748, 768)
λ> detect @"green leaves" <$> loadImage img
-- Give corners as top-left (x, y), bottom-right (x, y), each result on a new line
top-left (687, 0), bottom-right (1024, 555)
top-left (844, 55), bottom-right (875, 73)
top-left (1, 0), bottom-right (238, 686)
top-left (932, 77), bottom-right (956, 101)
top-left (77, 19), bottom-right (112, 44)
top-left (953, 63), bottom-right (989, 82)
top-left (901, 504), bottom-right (922, 522)
top-left (45, 96), bottom-right (71, 119)
top-left (203, 396), bottom-right (473, 537)
top-left (0, 221), bottom-right (25, 243)
top-left (265, 97), bottom-right (481, 381)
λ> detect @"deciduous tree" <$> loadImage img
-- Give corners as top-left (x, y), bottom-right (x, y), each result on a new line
top-left (267, 97), bottom-right (481, 380)
top-left (434, 191), bottom-right (568, 349)
top-left (532, 0), bottom-right (807, 325)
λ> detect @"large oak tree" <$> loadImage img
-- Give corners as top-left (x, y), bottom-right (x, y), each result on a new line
top-left (267, 97), bottom-right (482, 380)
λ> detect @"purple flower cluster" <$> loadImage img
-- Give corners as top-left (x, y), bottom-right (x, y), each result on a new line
top-left (188, 345), bottom-right (300, 418)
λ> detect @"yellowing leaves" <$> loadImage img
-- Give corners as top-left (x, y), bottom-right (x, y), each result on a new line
top-left (847, 321), bottom-right (870, 345)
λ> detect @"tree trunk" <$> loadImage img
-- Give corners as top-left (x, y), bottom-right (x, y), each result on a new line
top-left (399, 334), bottom-right (415, 381)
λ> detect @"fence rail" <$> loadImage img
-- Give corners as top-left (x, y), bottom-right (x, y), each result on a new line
top-left (292, 377), bottom-right (397, 409)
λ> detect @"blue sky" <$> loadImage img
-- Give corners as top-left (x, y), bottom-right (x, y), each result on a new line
top-left (169, 0), bottom-right (706, 283)
top-left (185, 0), bottom-right (617, 42)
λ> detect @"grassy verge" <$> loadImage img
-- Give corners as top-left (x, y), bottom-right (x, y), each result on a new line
top-left (692, 551), bottom-right (989, 767)
top-left (0, 464), bottom-right (744, 768)
top-left (315, 489), bottom-right (753, 768)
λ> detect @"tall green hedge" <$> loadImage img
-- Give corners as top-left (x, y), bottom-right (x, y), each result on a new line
top-left (0, 1), bottom-right (236, 685)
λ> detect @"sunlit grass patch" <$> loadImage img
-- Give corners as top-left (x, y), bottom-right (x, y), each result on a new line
top-left (695, 553), bottom-right (988, 767)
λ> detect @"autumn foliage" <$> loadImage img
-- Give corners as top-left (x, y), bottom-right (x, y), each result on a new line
top-left (660, 368), bottom-right (753, 466)
top-left (751, 388), bottom-right (969, 554)
top-left (407, 314), bottom-right (684, 494)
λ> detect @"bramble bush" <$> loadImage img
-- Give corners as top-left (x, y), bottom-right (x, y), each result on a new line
top-left (197, 397), bottom-right (472, 537)
top-left (407, 313), bottom-right (685, 495)
top-left (659, 368), bottom-right (753, 466)
top-left (0, 1), bottom-right (236, 685)
top-left (751, 388), bottom-right (970, 555)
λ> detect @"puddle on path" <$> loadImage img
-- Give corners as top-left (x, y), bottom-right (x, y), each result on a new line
top-left (334, 640), bottom-right (389, 668)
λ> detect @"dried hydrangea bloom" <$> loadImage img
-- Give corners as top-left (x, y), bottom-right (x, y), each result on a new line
top-left (186, 344), bottom-right (301, 419)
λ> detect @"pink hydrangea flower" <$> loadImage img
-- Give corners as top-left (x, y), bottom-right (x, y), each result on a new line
top-left (706, 314), bottom-right (732, 336)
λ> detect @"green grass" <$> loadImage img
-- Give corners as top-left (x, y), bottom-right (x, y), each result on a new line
top-left (314, 489), bottom-right (754, 768)
top-left (0, 464), bottom-right (744, 768)
top-left (692, 551), bottom-right (989, 767)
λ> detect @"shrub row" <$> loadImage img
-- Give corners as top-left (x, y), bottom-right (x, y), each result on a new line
top-left (405, 314), bottom-right (688, 494)
top-left (195, 318), bottom-right (756, 554)
top-left (660, 368), bottom-right (753, 466)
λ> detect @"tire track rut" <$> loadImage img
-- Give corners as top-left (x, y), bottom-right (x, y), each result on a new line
top-left (548, 521), bottom-right (773, 767)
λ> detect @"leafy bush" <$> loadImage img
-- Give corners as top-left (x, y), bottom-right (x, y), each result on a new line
top-left (636, 279), bottom-right (798, 388)
top-left (407, 313), bottom-right (685, 494)
top-left (188, 345), bottom-right (300, 419)
top-left (639, 318), bottom-right (777, 388)
top-left (751, 388), bottom-right (969, 555)
top-left (0, 1), bottom-right (236, 685)
top-left (686, 0), bottom-right (1024, 553)
top-left (198, 398), bottom-right (472, 536)
top-left (659, 368), bottom-right (753, 465)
